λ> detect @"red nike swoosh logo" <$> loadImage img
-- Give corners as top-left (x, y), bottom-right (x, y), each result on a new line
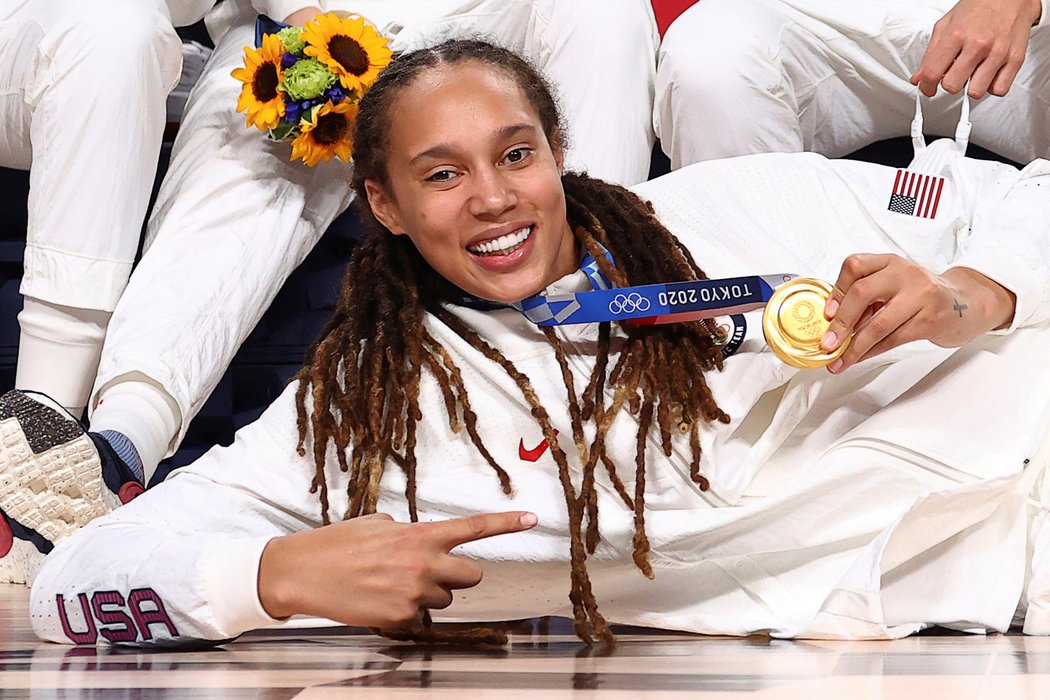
top-left (518, 429), bottom-right (559, 462)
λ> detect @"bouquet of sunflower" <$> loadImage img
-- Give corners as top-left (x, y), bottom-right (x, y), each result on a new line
top-left (232, 13), bottom-right (392, 166)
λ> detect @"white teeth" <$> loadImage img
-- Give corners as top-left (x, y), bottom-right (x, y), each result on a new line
top-left (469, 227), bottom-right (532, 255)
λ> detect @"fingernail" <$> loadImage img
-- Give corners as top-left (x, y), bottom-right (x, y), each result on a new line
top-left (824, 299), bottom-right (839, 318)
top-left (829, 359), bottom-right (843, 374)
top-left (519, 512), bottom-right (538, 528)
top-left (821, 331), bottom-right (837, 351)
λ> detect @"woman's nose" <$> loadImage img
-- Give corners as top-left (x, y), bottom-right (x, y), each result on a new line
top-left (468, 168), bottom-right (517, 218)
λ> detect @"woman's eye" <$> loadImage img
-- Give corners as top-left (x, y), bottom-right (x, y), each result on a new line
top-left (427, 169), bottom-right (456, 183)
top-left (503, 147), bottom-right (533, 164)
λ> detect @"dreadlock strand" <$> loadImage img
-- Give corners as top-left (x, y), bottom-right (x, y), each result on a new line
top-left (362, 453), bottom-right (385, 514)
top-left (403, 410), bottom-right (420, 523)
top-left (427, 313), bottom-right (515, 496)
top-left (601, 453), bottom-right (634, 509)
top-left (631, 398), bottom-right (656, 579)
top-left (401, 362), bottom-right (424, 524)
top-left (689, 419), bottom-right (710, 491)
top-left (583, 360), bottom-right (635, 514)
top-left (294, 379), bottom-right (310, 458)
top-left (541, 326), bottom-right (590, 466)
top-left (580, 321), bottom-right (611, 421)
top-left (423, 351), bottom-right (462, 434)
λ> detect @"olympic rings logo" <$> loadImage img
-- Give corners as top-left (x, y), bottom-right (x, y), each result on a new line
top-left (608, 292), bottom-right (651, 315)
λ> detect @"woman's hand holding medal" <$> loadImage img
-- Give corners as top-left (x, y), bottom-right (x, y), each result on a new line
top-left (819, 253), bottom-right (1016, 374)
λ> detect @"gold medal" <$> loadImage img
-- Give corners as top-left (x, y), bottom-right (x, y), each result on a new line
top-left (762, 278), bottom-right (849, 368)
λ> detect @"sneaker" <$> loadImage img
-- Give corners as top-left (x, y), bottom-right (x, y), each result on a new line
top-left (0, 508), bottom-right (52, 585)
top-left (0, 391), bottom-right (144, 585)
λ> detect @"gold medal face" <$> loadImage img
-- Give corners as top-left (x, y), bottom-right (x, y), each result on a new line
top-left (762, 278), bottom-right (850, 368)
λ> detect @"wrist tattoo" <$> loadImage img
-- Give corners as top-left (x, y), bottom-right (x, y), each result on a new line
top-left (953, 300), bottom-right (968, 318)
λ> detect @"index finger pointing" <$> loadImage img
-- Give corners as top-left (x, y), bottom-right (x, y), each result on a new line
top-left (425, 511), bottom-right (538, 551)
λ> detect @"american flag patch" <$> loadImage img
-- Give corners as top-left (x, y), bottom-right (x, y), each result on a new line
top-left (887, 169), bottom-right (945, 219)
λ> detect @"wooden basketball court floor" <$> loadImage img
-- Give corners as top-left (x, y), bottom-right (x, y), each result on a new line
top-left (3, 584), bottom-right (1050, 698)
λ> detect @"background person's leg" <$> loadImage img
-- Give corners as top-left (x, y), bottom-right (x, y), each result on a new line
top-left (525, 0), bottom-right (658, 186)
top-left (15, 301), bottom-right (109, 417)
top-left (388, 0), bottom-right (659, 187)
top-left (88, 22), bottom-right (356, 482)
top-left (3, 0), bottom-right (182, 414)
top-left (967, 23), bottom-right (1050, 162)
top-left (654, 0), bottom-right (965, 167)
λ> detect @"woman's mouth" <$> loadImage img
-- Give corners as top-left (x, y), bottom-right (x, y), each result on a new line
top-left (467, 226), bottom-right (533, 257)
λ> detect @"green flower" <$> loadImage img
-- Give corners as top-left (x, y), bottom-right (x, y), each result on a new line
top-left (276, 26), bottom-right (307, 55)
top-left (280, 58), bottom-right (337, 101)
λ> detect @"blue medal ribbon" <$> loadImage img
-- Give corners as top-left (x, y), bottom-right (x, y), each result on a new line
top-left (509, 250), bottom-right (795, 327)
top-left (454, 248), bottom-right (795, 357)
top-left (512, 273), bottom-right (796, 326)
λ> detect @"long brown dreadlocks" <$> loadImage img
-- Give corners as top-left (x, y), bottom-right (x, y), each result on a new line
top-left (294, 39), bottom-right (730, 646)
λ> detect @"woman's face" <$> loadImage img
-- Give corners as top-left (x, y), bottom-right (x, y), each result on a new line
top-left (365, 61), bottom-right (578, 303)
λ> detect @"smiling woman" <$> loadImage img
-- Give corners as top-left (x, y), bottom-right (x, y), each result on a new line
top-left (22, 39), bottom-right (1050, 651)
top-left (362, 58), bottom-right (578, 303)
top-left (293, 40), bottom-right (731, 644)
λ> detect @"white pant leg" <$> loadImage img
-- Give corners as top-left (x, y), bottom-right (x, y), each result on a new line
top-left (526, 0), bottom-right (657, 185)
top-left (0, 21), bottom-right (33, 170)
top-left (385, 0), bottom-right (658, 186)
top-left (0, 0), bottom-right (182, 311)
top-left (655, 0), bottom-right (1011, 167)
top-left (968, 23), bottom-right (1050, 162)
top-left (90, 21), bottom-right (356, 448)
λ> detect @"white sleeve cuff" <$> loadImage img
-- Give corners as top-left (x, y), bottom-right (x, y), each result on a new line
top-left (1040, 0), bottom-right (1050, 27)
top-left (199, 537), bottom-right (281, 638)
top-left (948, 245), bottom-right (1043, 333)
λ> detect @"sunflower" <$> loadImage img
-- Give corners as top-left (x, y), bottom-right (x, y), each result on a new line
top-left (231, 34), bottom-right (286, 130)
top-left (291, 100), bottom-right (359, 166)
top-left (302, 13), bottom-right (393, 93)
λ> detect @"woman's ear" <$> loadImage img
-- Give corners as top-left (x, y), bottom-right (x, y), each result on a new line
top-left (364, 179), bottom-right (406, 236)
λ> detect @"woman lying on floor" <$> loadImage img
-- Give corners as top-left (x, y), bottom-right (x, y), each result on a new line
top-left (23, 39), bottom-right (1050, 647)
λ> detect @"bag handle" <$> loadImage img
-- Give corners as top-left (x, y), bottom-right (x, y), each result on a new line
top-left (911, 82), bottom-right (972, 156)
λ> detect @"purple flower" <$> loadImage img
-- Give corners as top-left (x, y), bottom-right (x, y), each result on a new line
top-left (327, 86), bottom-right (348, 104)
top-left (281, 52), bottom-right (298, 69)
top-left (285, 100), bottom-right (302, 123)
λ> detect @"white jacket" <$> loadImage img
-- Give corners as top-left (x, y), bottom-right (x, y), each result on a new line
top-left (29, 152), bottom-right (1050, 645)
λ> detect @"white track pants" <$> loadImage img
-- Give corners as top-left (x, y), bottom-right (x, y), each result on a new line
top-left (655, 0), bottom-right (1050, 167)
top-left (91, 0), bottom-right (659, 452)
top-left (0, 0), bottom-right (182, 311)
